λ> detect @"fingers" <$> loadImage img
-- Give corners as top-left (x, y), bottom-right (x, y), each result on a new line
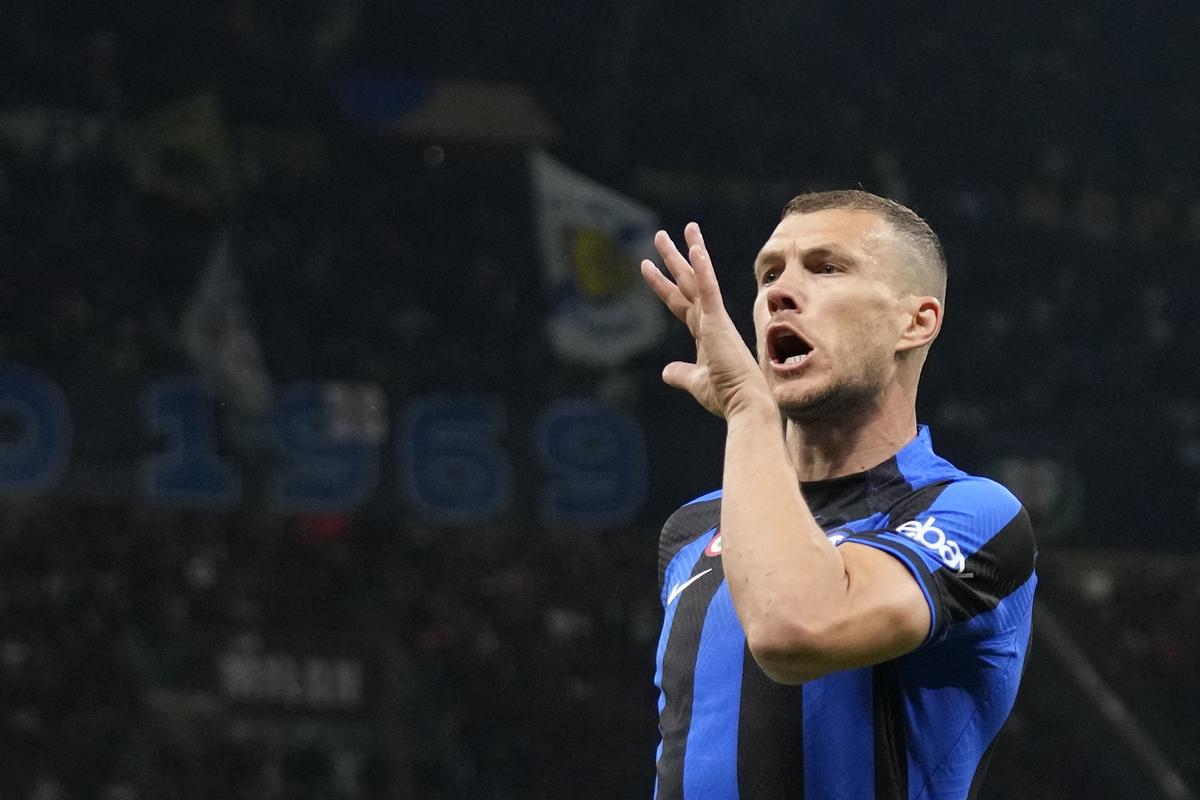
top-left (640, 259), bottom-right (691, 323)
top-left (653, 230), bottom-right (698, 301)
top-left (682, 222), bottom-right (724, 313)
top-left (645, 222), bottom-right (725, 321)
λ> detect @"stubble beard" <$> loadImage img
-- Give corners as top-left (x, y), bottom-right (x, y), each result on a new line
top-left (770, 356), bottom-right (891, 428)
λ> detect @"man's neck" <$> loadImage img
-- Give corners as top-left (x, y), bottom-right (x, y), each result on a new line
top-left (784, 400), bottom-right (918, 483)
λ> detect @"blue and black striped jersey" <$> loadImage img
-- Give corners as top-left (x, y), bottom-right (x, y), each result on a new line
top-left (653, 426), bottom-right (1037, 799)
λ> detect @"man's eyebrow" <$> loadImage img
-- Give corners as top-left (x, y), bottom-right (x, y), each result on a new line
top-left (753, 244), bottom-right (856, 273)
top-left (804, 245), bottom-right (856, 262)
top-left (752, 247), bottom-right (782, 274)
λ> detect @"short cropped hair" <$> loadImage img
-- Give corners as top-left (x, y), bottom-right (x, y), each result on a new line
top-left (782, 190), bottom-right (947, 302)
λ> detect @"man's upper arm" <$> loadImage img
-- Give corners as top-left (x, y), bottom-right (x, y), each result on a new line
top-left (760, 478), bottom-right (1037, 682)
top-left (784, 543), bottom-right (931, 678)
top-left (842, 478), bottom-right (1037, 648)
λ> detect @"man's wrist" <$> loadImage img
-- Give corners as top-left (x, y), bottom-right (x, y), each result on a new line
top-left (725, 392), bottom-right (780, 428)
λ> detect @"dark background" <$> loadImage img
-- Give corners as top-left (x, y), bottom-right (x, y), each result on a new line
top-left (1, 2), bottom-right (1198, 798)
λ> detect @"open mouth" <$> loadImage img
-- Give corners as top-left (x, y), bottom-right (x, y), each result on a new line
top-left (768, 326), bottom-right (813, 366)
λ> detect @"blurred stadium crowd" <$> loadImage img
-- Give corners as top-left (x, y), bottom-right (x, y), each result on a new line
top-left (2, 1), bottom-right (1199, 798)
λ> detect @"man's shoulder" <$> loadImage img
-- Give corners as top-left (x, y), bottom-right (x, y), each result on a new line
top-left (869, 462), bottom-right (1035, 572)
top-left (662, 489), bottom-right (722, 542)
top-left (866, 467), bottom-right (1037, 646)
top-left (928, 472), bottom-right (1024, 518)
top-left (657, 489), bottom-right (722, 588)
top-left (886, 441), bottom-right (1025, 526)
top-left (667, 489), bottom-right (720, 525)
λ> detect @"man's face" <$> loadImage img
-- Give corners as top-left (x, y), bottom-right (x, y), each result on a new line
top-left (751, 209), bottom-right (910, 423)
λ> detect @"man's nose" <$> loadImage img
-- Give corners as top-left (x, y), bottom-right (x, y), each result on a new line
top-left (765, 285), bottom-right (799, 315)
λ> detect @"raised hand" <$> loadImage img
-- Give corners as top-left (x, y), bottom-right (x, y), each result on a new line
top-left (640, 222), bottom-right (773, 418)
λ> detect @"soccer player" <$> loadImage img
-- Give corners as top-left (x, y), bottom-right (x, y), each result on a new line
top-left (640, 191), bottom-right (1036, 799)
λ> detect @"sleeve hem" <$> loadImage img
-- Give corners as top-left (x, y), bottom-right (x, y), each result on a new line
top-left (841, 535), bottom-right (945, 646)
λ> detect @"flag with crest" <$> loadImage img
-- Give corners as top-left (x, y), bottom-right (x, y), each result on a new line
top-left (530, 150), bottom-right (665, 367)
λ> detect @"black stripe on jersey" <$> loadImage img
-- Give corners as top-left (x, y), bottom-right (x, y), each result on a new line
top-left (801, 472), bottom-right (873, 528)
top-left (937, 505), bottom-right (1036, 627)
top-left (656, 552), bottom-right (726, 798)
top-left (658, 499), bottom-right (721, 592)
top-left (882, 480), bottom-right (951, 529)
top-left (737, 646), bottom-right (805, 800)
top-left (866, 455), bottom-right (921, 515)
top-left (872, 661), bottom-right (909, 800)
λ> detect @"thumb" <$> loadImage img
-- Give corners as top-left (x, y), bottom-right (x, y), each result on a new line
top-left (662, 361), bottom-right (704, 394)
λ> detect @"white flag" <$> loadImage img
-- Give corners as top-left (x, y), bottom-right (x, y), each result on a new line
top-left (530, 150), bottom-right (665, 367)
top-left (181, 228), bottom-right (274, 416)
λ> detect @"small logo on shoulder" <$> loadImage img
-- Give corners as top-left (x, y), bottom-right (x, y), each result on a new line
top-left (704, 531), bottom-right (722, 557)
top-left (895, 516), bottom-right (966, 573)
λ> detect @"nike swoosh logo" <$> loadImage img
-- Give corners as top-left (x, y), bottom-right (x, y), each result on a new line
top-left (667, 568), bottom-right (713, 605)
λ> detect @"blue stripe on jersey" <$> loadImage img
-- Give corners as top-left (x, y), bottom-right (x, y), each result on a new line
top-left (894, 425), bottom-right (963, 486)
top-left (802, 667), bottom-right (875, 798)
top-left (682, 581), bottom-right (744, 799)
top-left (654, 528), bottom-right (717, 779)
top-left (914, 478), bottom-right (1023, 553)
top-left (684, 489), bottom-right (723, 506)
top-left (896, 572), bottom-right (1037, 797)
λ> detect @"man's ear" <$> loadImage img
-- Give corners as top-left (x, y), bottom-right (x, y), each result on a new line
top-left (896, 296), bottom-right (942, 353)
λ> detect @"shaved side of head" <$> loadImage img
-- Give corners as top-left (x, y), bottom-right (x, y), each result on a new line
top-left (782, 190), bottom-right (947, 304)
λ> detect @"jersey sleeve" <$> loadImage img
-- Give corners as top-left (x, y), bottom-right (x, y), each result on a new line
top-left (839, 477), bottom-right (1037, 646)
top-left (657, 490), bottom-right (722, 596)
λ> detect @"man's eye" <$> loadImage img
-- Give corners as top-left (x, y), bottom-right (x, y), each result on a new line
top-left (818, 263), bottom-right (840, 275)
top-left (761, 267), bottom-right (781, 284)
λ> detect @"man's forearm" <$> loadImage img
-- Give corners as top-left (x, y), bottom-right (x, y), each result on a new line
top-left (720, 400), bottom-right (848, 664)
